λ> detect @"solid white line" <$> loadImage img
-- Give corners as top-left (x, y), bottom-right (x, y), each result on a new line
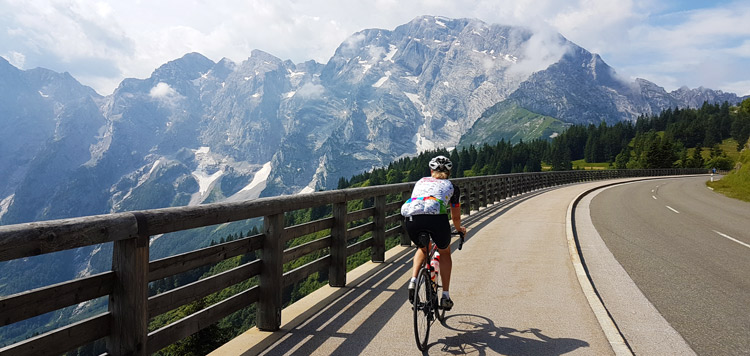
top-left (652, 195), bottom-right (657, 200)
top-left (713, 230), bottom-right (750, 249)
top-left (666, 206), bottom-right (680, 214)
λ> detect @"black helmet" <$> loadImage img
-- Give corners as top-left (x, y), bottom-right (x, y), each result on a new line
top-left (429, 155), bottom-right (452, 172)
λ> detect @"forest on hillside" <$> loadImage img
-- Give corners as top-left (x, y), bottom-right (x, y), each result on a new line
top-left (339, 99), bottom-right (750, 189)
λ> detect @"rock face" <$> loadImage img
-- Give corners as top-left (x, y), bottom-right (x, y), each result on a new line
top-left (2, 16), bottom-right (746, 227)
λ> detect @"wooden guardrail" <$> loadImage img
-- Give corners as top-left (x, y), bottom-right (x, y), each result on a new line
top-left (0, 169), bottom-right (705, 355)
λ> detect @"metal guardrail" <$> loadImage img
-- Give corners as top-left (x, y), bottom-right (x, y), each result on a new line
top-left (0, 168), bottom-right (705, 355)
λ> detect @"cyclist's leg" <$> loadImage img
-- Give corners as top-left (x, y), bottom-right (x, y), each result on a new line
top-left (412, 246), bottom-right (427, 279)
top-left (429, 216), bottom-right (452, 292)
top-left (437, 246), bottom-right (451, 291)
top-left (405, 216), bottom-right (430, 279)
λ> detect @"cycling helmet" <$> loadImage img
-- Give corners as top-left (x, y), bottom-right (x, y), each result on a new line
top-left (429, 155), bottom-right (453, 172)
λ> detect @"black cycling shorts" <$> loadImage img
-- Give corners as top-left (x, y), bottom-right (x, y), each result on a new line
top-left (405, 214), bottom-right (451, 250)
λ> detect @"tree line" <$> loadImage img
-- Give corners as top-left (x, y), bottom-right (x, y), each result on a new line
top-left (338, 99), bottom-right (750, 189)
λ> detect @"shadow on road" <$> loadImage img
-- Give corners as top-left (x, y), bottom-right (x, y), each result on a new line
top-left (432, 314), bottom-right (590, 356)
top-left (259, 187), bottom-right (563, 356)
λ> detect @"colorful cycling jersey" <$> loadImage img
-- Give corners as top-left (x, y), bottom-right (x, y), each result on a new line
top-left (401, 177), bottom-right (460, 217)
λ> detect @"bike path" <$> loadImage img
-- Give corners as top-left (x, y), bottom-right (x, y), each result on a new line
top-left (214, 181), bottom-right (633, 355)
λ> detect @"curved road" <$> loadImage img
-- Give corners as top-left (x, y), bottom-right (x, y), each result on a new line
top-left (589, 176), bottom-right (750, 355)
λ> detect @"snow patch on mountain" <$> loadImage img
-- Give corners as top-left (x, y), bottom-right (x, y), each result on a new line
top-left (414, 132), bottom-right (438, 152)
top-left (384, 45), bottom-right (398, 62)
top-left (0, 194), bottom-right (14, 220)
top-left (405, 93), bottom-right (432, 118)
top-left (373, 71), bottom-right (391, 88)
top-left (225, 161), bottom-right (272, 202)
top-left (189, 147), bottom-right (225, 205)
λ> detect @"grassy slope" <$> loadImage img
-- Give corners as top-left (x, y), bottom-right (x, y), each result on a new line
top-left (458, 102), bottom-right (569, 147)
top-left (707, 142), bottom-right (750, 202)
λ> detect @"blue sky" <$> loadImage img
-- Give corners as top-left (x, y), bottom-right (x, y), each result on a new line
top-left (1, 0), bottom-right (748, 96)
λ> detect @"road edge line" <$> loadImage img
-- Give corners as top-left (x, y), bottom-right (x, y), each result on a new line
top-left (566, 182), bottom-right (634, 356)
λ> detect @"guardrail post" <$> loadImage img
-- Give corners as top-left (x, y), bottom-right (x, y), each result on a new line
top-left (490, 178), bottom-right (500, 204)
top-left (372, 195), bottom-right (386, 263)
top-left (400, 191), bottom-right (411, 246)
top-left (108, 218), bottom-right (149, 356)
top-left (461, 183), bottom-right (471, 216)
top-left (258, 213), bottom-right (283, 331)
top-left (330, 201), bottom-right (347, 287)
top-left (479, 180), bottom-right (487, 208)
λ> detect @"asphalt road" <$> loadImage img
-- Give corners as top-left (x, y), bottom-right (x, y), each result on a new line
top-left (253, 183), bottom-right (618, 356)
top-left (589, 176), bottom-right (750, 356)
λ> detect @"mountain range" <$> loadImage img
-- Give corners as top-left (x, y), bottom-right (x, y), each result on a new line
top-left (2, 16), bottom-right (746, 229)
top-left (2, 14), bottom-right (748, 346)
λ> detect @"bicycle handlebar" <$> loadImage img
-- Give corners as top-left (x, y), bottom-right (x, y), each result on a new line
top-left (452, 231), bottom-right (465, 250)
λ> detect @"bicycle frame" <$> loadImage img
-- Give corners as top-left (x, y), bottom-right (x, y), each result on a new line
top-left (412, 231), bottom-right (464, 350)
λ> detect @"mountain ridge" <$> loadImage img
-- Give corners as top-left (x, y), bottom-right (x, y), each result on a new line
top-left (1, 16), bottom-right (747, 226)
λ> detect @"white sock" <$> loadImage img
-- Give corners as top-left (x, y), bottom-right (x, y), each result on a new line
top-left (442, 291), bottom-right (450, 299)
top-left (410, 277), bottom-right (417, 283)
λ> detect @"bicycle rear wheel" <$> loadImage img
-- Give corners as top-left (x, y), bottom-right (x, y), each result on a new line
top-left (413, 268), bottom-right (433, 350)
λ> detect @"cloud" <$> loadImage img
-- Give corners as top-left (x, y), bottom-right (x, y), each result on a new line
top-left (149, 82), bottom-right (183, 106)
top-left (5, 51), bottom-right (26, 68)
top-left (149, 82), bottom-right (176, 98)
top-left (509, 27), bottom-right (572, 76)
top-left (0, 0), bottom-right (747, 96)
top-left (296, 82), bottom-right (326, 99)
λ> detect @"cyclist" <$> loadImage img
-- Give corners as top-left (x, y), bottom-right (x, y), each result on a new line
top-left (401, 155), bottom-right (466, 310)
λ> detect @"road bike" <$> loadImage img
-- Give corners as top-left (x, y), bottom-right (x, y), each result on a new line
top-left (412, 231), bottom-right (465, 351)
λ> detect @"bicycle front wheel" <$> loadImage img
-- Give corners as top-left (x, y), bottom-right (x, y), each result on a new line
top-left (413, 268), bottom-right (433, 351)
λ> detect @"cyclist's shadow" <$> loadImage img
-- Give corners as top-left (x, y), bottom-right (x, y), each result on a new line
top-left (428, 314), bottom-right (590, 356)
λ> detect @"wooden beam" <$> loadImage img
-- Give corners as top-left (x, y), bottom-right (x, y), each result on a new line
top-left (148, 260), bottom-right (261, 318)
top-left (149, 234), bottom-right (263, 282)
top-left (146, 287), bottom-right (259, 354)
top-left (330, 202), bottom-right (347, 287)
top-left (257, 214), bottom-right (283, 331)
top-left (372, 195), bottom-right (386, 262)
top-left (107, 223), bottom-right (148, 356)
top-left (282, 256), bottom-right (330, 288)
top-left (283, 236), bottom-right (331, 264)
top-left (0, 213), bottom-right (138, 262)
top-left (0, 313), bottom-right (110, 356)
top-left (0, 271), bottom-right (114, 327)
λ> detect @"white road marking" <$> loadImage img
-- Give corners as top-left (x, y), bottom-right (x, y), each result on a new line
top-left (666, 206), bottom-right (680, 214)
top-left (713, 230), bottom-right (750, 249)
top-left (652, 195), bottom-right (658, 200)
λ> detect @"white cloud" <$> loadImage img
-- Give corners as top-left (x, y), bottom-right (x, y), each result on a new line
top-left (509, 27), bottom-right (572, 76)
top-left (0, 0), bottom-right (747, 96)
top-left (296, 82), bottom-right (326, 99)
top-left (149, 82), bottom-right (183, 106)
top-left (5, 51), bottom-right (26, 68)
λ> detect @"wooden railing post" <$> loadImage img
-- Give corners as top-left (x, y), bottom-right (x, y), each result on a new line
top-left (108, 215), bottom-right (149, 356)
top-left (330, 201), bottom-right (347, 287)
top-left (258, 213), bottom-right (283, 331)
top-left (477, 179), bottom-right (487, 210)
top-left (500, 176), bottom-right (510, 199)
top-left (372, 195), bottom-right (386, 263)
top-left (461, 183), bottom-right (470, 216)
top-left (400, 191), bottom-right (411, 246)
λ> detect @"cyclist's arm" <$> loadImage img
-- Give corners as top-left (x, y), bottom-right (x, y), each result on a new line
top-left (450, 204), bottom-right (466, 233)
